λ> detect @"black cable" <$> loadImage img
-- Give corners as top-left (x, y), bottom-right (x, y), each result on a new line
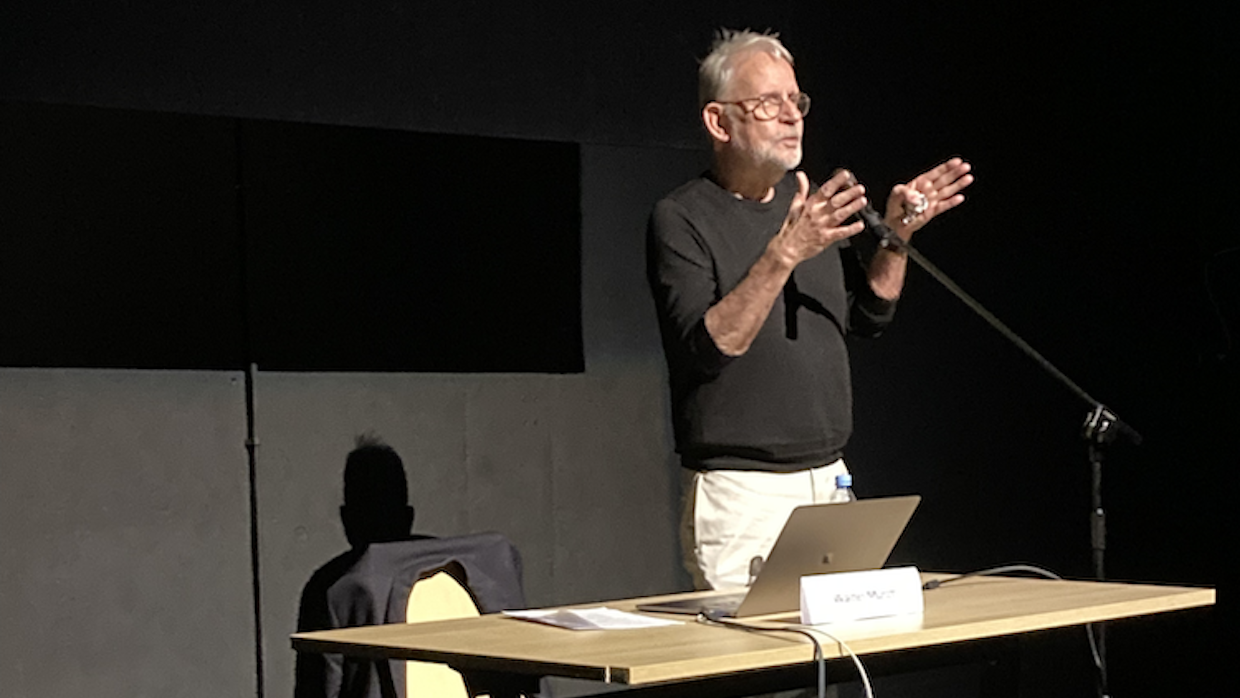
top-left (697, 612), bottom-right (826, 698)
top-left (923, 564), bottom-right (1109, 696)
top-left (920, 563), bottom-right (1062, 590)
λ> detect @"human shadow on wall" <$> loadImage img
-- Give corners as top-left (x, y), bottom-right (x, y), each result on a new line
top-left (294, 434), bottom-right (430, 698)
top-left (294, 434), bottom-right (527, 698)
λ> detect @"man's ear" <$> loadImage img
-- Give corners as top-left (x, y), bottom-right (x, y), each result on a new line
top-left (702, 103), bottom-right (730, 143)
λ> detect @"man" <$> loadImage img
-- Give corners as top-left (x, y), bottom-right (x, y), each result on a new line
top-left (647, 29), bottom-right (973, 589)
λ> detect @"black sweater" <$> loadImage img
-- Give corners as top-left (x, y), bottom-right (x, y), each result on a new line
top-left (647, 172), bottom-right (896, 471)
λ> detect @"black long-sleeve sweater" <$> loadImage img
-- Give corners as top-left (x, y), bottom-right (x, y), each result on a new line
top-left (646, 172), bottom-right (896, 472)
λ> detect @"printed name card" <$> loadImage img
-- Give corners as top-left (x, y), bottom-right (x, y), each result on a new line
top-left (800, 566), bottom-right (924, 625)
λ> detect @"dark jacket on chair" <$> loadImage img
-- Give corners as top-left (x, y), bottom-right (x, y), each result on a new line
top-left (295, 532), bottom-right (526, 698)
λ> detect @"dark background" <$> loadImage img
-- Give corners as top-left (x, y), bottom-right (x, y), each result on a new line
top-left (1, 1), bottom-right (1231, 696)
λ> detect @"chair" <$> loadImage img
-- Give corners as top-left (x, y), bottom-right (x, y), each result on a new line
top-left (403, 564), bottom-right (481, 698)
top-left (308, 532), bottom-right (526, 698)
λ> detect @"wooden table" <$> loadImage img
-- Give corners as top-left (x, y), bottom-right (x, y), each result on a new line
top-left (291, 574), bottom-right (1214, 696)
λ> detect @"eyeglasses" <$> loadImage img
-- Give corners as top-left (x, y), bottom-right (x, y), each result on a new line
top-left (715, 91), bottom-right (811, 120)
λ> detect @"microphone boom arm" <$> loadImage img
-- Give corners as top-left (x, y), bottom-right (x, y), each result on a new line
top-left (867, 217), bottom-right (1138, 698)
top-left (870, 225), bottom-right (1142, 447)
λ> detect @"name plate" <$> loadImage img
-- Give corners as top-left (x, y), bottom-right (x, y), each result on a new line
top-left (800, 566), bottom-right (924, 625)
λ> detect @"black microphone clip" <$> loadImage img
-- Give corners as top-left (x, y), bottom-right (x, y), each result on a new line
top-left (833, 168), bottom-right (908, 254)
top-left (858, 206), bottom-right (908, 254)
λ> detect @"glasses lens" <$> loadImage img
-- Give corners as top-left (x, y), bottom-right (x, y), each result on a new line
top-left (754, 96), bottom-right (780, 120)
top-left (754, 93), bottom-right (810, 120)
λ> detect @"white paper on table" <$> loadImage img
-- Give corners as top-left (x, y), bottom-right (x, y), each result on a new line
top-left (503, 607), bottom-right (682, 630)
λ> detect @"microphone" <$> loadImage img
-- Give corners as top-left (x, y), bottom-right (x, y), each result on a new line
top-left (833, 169), bottom-right (909, 253)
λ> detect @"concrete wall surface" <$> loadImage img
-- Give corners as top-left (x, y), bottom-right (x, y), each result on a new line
top-left (0, 369), bottom-right (255, 698)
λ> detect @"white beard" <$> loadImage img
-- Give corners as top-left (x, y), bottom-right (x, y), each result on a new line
top-left (739, 134), bottom-right (802, 173)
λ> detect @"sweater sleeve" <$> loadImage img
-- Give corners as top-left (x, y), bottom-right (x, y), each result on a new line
top-left (840, 240), bottom-right (898, 338)
top-left (646, 199), bottom-right (735, 379)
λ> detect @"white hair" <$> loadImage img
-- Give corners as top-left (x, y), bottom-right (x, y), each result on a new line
top-left (698, 29), bottom-right (795, 108)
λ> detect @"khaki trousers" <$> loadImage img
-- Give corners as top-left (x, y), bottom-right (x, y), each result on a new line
top-left (680, 459), bottom-right (849, 590)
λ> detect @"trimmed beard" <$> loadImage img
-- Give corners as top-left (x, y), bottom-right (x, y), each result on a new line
top-left (740, 134), bottom-right (802, 174)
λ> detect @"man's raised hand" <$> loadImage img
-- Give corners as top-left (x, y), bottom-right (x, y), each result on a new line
top-left (884, 157), bottom-right (974, 239)
top-left (770, 170), bottom-right (868, 268)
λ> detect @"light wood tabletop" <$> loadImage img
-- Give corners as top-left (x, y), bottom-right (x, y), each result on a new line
top-left (291, 574), bottom-right (1214, 687)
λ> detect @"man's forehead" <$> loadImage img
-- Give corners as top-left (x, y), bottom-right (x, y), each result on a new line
top-left (725, 50), bottom-right (798, 94)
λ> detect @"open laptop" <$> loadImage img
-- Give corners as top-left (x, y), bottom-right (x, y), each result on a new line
top-left (637, 495), bottom-right (920, 618)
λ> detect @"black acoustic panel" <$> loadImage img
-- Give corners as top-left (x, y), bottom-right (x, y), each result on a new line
top-left (241, 121), bottom-right (582, 372)
top-left (0, 101), bottom-right (246, 369)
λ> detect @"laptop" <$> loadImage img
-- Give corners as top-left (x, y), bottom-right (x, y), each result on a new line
top-left (637, 495), bottom-right (921, 618)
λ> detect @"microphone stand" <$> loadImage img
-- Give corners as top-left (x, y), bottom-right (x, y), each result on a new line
top-left (873, 229), bottom-right (1142, 698)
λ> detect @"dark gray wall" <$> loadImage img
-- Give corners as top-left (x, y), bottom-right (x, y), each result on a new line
top-left (256, 144), bottom-right (703, 698)
top-left (0, 370), bottom-right (255, 697)
top-left (1, 2), bottom-right (1230, 697)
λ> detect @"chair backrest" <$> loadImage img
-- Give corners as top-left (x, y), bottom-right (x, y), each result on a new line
top-left (312, 533), bottom-right (524, 698)
top-left (403, 567), bottom-right (480, 698)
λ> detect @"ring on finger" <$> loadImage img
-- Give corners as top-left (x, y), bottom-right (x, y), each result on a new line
top-left (901, 191), bottom-right (928, 225)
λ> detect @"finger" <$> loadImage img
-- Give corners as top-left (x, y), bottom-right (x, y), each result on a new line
top-left (930, 160), bottom-right (971, 191)
top-left (833, 220), bottom-right (866, 239)
top-left (807, 185), bottom-right (864, 222)
top-left (934, 157), bottom-right (964, 178)
top-left (787, 171), bottom-right (810, 220)
top-left (796, 170), bottom-right (811, 200)
top-left (828, 182), bottom-right (865, 210)
top-left (819, 168), bottom-right (855, 198)
top-left (916, 158), bottom-right (966, 193)
top-left (933, 193), bottom-right (966, 215)
top-left (885, 184), bottom-right (920, 224)
top-left (920, 193), bottom-right (965, 222)
top-left (931, 171), bottom-right (974, 202)
top-left (831, 194), bottom-right (868, 222)
top-left (915, 160), bottom-right (952, 187)
top-left (888, 183), bottom-right (920, 209)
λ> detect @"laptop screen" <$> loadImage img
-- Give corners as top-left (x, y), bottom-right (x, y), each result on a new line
top-left (637, 495), bottom-right (920, 618)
